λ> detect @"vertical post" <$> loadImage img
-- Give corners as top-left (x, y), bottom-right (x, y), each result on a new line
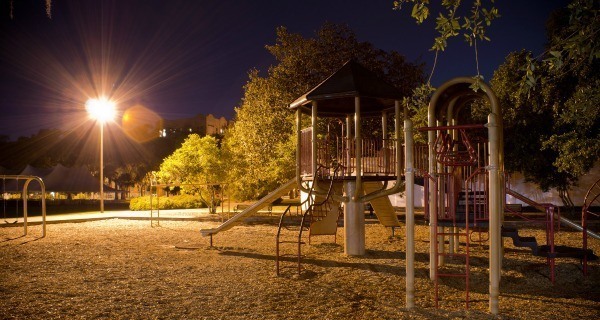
top-left (296, 108), bottom-right (303, 186)
top-left (100, 122), bottom-right (104, 213)
top-left (404, 117), bottom-right (415, 309)
top-left (344, 180), bottom-right (365, 256)
top-left (382, 111), bottom-right (389, 173)
top-left (21, 179), bottom-right (27, 236)
top-left (428, 106), bottom-right (437, 280)
top-left (346, 115), bottom-right (353, 175)
top-left (342, 96), bottom-right (366, 256)
top-left (354, 97), bottom-right (362, 200)
top-left (487, 113), bottom-right (500, 315)
top-left (436, 122), bottom-right (445, 268)
top-left (312, 102), bottom-right (318, 177)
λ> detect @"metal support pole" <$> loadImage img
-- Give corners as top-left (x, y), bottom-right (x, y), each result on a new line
top-left (382, 111), bottom-right (389, 173)
top-left (344, 180), bottom-right (365, 256)
top-left (487, 113), bottom-right (501, 315)
top-left (100, 123), bottom-right (104, 213)
top-left (311, 101), bottom-right (318, 178)
top-left (346, 114), bottom-right (353, 176)
top-left (404, 118), bottom-right (415, 309)
top-left (354, 97), bottom-right (362, 200)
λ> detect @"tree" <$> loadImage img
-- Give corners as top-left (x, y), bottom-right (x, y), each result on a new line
top-left (534, 1), bottom-right (600, 184)
top-left (156, 134), bottom-right (224, 213)
top-left (396, 1), bottom-right (599, 206)
top-left (225, 23), bottom-right (425, 200)
top-left (483, 51), bottom-right (576, 205)
top-left (484, 2), bottom-right (599, 206)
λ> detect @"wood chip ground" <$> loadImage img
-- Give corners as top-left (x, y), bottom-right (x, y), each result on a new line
top-left (1, 219), bottom-right (598, 319)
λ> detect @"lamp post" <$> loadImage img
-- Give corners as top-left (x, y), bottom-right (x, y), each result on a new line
top-left (86, 97), bottom-right (116, 213)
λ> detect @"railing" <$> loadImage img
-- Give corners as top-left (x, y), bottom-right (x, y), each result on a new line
top-left (299, 127), bottom-right (428, 178)
top-left (582, 177), bottom-right (600, 275)
top-left (464, 168), bottom-right (490, 225)
top-left (1, 175), bottom-right (47, 238)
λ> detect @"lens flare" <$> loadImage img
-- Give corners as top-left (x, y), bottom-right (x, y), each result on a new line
top-left (121, 104), bottom-right (163, 143)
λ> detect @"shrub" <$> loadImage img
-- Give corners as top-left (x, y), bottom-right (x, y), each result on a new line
top-left (129, 194), bottom-right (208, 211)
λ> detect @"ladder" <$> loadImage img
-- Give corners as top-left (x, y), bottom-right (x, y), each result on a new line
top-left (275, 164), bottom-right (342, 276)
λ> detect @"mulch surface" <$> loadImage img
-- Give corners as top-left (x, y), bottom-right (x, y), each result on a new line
top-left (1, 219), bottom-right (599, 319)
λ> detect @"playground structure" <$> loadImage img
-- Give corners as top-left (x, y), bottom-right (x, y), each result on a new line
top-left (200, 61), bottom-right (598, 315)
top-left (1, 175), bottom-right (47, 238)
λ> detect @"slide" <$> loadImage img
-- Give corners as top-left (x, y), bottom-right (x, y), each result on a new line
top-left (363, 181), bottom-right (401, 227)
top-left (201, 179), bottom-right (296, 237)
top-left (310, 199), bottom-right (341, 237)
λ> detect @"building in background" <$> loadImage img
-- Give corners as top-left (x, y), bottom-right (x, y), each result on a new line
top-left (160, 114), bottom-right (228, 138)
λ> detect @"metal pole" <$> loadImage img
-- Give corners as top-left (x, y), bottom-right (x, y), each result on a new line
top-left (100, 122), bottom-right (104, 213)
top-left (487, 113), bottom-right (500, 315)
top-left (404, 118), bottom-right (415, 309)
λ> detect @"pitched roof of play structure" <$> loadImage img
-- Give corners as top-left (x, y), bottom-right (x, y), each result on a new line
top-left (289, 60), bottom-right (403, 116)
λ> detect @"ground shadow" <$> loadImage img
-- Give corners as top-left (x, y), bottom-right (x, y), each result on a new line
top-left (218, 249), bottom-right (430, 278)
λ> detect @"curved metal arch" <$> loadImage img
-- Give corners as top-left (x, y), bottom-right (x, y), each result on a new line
top-left (428, 77), bottom-right (503, 170)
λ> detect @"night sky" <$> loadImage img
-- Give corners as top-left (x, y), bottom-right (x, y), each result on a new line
top-left (0, 0), bottom-right (569, 140)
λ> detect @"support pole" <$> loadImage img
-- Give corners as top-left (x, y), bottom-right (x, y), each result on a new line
top-left (382, 111), bottom-right (389, 173)
top-left (311, 101), bottom-right (318, 177)
top-left (344, 180), bottom-right (365, 256)
top-left (487, 113), bottom-right (501, 315)
top-left (346, 114), bottom-right (353, 176)
top-left (354, 97), bottom-right (362, 200)
top-left (404, 118), bottom-right (415, 309)
top-left (100, 123), bottom-right (104, 213)
top-left (428, 105), bottom-right (437, 280)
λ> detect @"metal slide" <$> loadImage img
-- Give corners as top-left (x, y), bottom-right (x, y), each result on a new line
top-left (362, 181), bottom-right (401, 227)
top-left (506, 187), bottom-right (600, 240)
top-left (200, 179), bottom-right (296, 237)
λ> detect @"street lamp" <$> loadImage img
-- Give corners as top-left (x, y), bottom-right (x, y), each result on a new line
top-left (86, 97), bottom-right (116, 213)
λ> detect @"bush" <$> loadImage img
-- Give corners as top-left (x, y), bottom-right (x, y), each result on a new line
top-left (129, 194), bottom-right (207, 211)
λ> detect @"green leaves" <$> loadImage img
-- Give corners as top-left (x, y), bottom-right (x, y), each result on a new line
top-left (393, 0), bottom-right (499, 86)
top-left (469, 74), bottom-right (486, 92)
top-left (411, 1), bottom-right (430, 24)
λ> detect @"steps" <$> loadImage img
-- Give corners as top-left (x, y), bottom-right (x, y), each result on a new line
top-left (501, 226), bottom-right (539, 255)
top-left (501, 227), bottom-right (599, 260)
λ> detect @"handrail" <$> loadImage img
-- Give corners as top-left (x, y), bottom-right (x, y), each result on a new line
top-left (1, 175), bottom-right (47, 238)
top-left (505, 187), bottom-right (554, 212)
top-left (582, 177), bottom-right (600, 275)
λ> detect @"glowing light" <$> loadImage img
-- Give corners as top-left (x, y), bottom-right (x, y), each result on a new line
top-left (86, 97), bottom-right (116, 123)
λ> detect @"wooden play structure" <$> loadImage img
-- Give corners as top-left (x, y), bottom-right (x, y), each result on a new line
top-left (200, 61), bottom-right (598, 316)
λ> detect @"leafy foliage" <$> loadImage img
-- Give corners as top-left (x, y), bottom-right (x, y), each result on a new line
top-left (393, 0), bottom-right (499, 52)
top-left (156, 134), bottom-right (224, 212)
top-left (487, 51), bottom-right (570, 193)
top-left (225, 23), bottom-right (425, 200)
top-left (393, 0), bottom-right (500, 89)
top-left (129, 194), bottom-right (207, 211)
top-left (488, 0), bottom-right (600, 206)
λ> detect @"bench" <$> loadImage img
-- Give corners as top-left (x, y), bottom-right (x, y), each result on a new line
top-left (234, 203), bottom-right (273, 215)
